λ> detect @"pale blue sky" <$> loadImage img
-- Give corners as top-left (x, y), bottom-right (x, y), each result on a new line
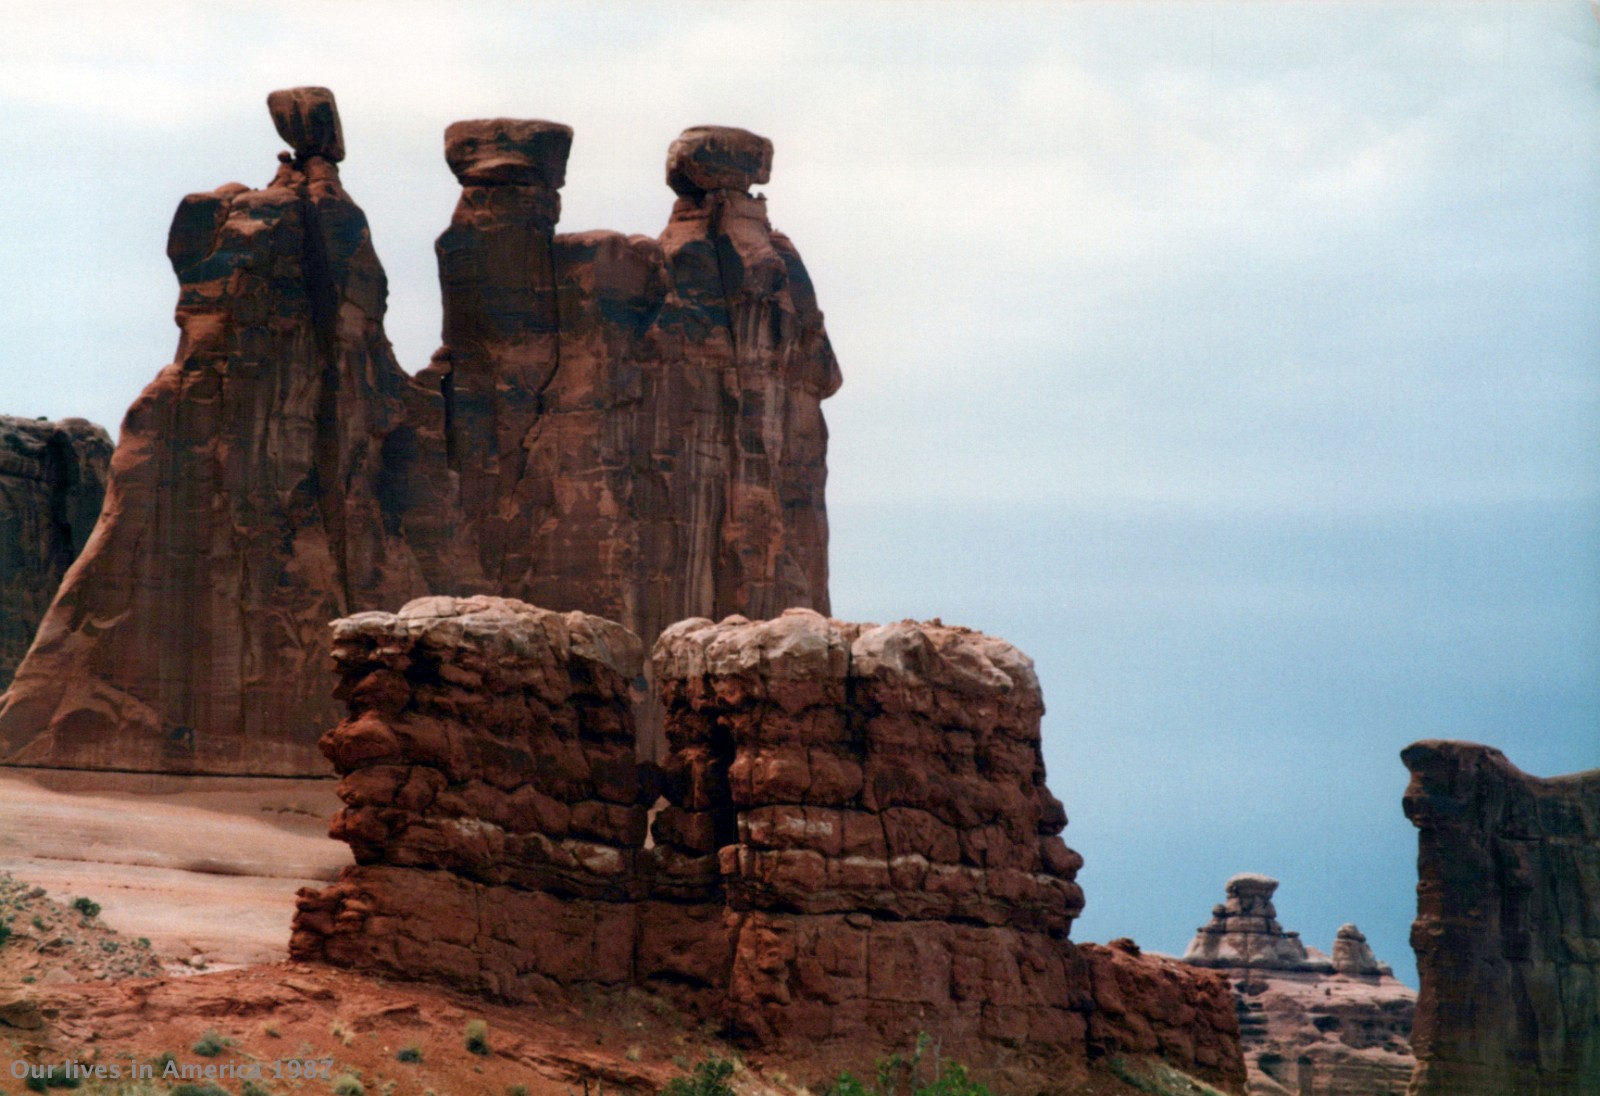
top-left (4, 2), bottom-right (1599, 986)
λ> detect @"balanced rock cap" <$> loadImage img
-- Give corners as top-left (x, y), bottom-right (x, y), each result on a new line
top-left (267, 87), bottom-right (345, 162)
top-left (666, 125), bottom-right (773, 196)
top-left (445, 119), bottom-right (573, 187)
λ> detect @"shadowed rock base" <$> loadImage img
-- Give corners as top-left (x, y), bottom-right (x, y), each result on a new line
top-left (1402, 740), bottom-right (1600, 1096)
top-left (0, 416), bottom-right (111, 690)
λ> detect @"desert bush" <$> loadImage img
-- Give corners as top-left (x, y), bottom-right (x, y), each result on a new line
top-left (661, 1057), bottom-right (736, 1096)
top-left (465, 1018), bottom-right (490, 1055)
top-left (396, 1045), bottom-right (423, 1063)
top-left (192, 1029), bottom-right (231, 1057)
top-left (71, 897), bottom-right (100, 919)
top-left (332, 1076), bottom-right (365, 1096)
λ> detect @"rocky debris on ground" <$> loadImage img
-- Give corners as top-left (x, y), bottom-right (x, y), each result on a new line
top-left (0, 86), bottom-right (837, 775)
top-left (0, 415), bottom-right (111, 690)
top-left (1402, 740), bottom-right (1600, 1095)
top-left (0, 872), bottom-right (163, 999)
top-left (291, 600), bottom-right (1246, 1094)
top-left (1181, 875), bottom-right (1415, 1095)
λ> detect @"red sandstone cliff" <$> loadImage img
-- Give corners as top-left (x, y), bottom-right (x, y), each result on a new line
top-left (0, 90), bottom-right (836, 774)
top-left (425, 120), bottom-right (837, 759)
top-left (0, 415), bottom-right (112, 691)
top-left (292, 601), bottom-right (1245, 1094)
top-left (0, 89), bottom-right (476, 774)
top-left (1402, 740), bottom-right (1600, 1096)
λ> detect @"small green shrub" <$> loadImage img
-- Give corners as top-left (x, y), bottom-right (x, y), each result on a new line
top-left (396, 1045), bottom-right (423, 1063)
top-left (32, 915), bottom-right (46, 930)
top-left (192, 1029), bottom-right (231, 1057)
top-left (662, 1057), bottom-right (736, 1096)
top-left (22, 1066), bottom-right (82, 1091)
top-left (242, 1083), bottom-right (273, 1096)
top-left (332, 1076), bottom-right (365, 1096)
top-left (0, 920), bottom-right (11, 948)
top-left (465, 1018), bottom-right (490, 1055)
top-left (507, 1087), bottom-right (529, 1096)
top-left (71, 897), bottom-right (100, 919)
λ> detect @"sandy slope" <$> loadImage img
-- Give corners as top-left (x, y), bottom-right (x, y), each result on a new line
top-left (0, 769), bottom-right (348, 968)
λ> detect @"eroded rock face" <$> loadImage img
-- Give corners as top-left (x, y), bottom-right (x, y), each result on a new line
top-left (1185, 873), bottom-right (1329, 973)
top-left (0, 93), bottom-right (836, 774)
top-left (1183, 876), bottom-right (1415, 1096)
top-left (0, 416), bottom-right (112, 691)
top-left (0, 89), bottom-right (476, 774)
top-left (654, 611), bottom-right (1087, 1052)
top-left (293, 603), bottom-right (1245, 1093)
top-left (1402, 740), bottom-right (1600, 1096)
top-left (427, 122), bottom-right (838, 760)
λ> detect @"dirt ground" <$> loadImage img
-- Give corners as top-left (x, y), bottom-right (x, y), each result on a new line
top-left (0, 768), bottom-right (347, 969)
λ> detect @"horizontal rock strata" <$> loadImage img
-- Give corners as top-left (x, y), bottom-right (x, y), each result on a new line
top-left (293, 602), bottom-right (1246, 1093)
top-left (0, 416), bottom-right (111, 690)
top-left (1183, 874), bottom-right (1415, 1096)
top-left (1403, 740), bottom-right (1600, 1096)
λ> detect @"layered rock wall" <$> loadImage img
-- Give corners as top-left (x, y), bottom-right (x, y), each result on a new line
top-left (293, 602), bottom-right (1245, 1092)
top-left (1183, 875), bottom-right (1415, 1096)
top-left (0, 416), bottom-right (111, 690)
top-left (0, 88), bottom-right (836, 774)
top-left (1402, 740), bottom-right (1600, 1096)
top-left (653, 611), bottom-right (1087, 1053)
top-left (288, 596), bottom-right (664, 1000)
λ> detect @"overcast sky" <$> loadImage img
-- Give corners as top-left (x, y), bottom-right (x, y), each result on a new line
top-left (4, 2), bottom-right (1599, 987)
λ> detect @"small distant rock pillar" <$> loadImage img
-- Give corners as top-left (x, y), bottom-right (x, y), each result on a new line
top-left (1182, 873), bottom-right (1325, 972)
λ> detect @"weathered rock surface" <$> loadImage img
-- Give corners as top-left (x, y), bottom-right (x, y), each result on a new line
top-left (1183, 875), bottom-right (1416, 1096)
top-left (0, 88), bottom-right (475, 774)
top-left (0, 92), bottom-right (837, 774)
top-left (1185, 873), bottom-right (1331, 973)
top-left (1402, 740), bottom-right (1600, 1096)
top-left (426, 121), bottom-right (838, 760)
top-left (0, 416), bottom-right (111, 691)
top-left (293, 602), bottom-right (1246, 1093)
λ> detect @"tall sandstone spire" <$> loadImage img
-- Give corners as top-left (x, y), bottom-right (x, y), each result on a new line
top-left (0, 90), bottom-right (837, 773)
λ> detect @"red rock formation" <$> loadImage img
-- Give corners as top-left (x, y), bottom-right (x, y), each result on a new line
top-left (0, 88), bottom-right (477, 774)
top-left (1402, 740), bottom-right (1600, 1096)
top-left (427, 121), bottom-right (838, 759)
top-left (0, 416), bottom-right (112, 691)
top-left (0, 93), bottom-right (837, 774)
top-left (290, 596), bottom-right (655, 1000)
top-left (294, 601), bottom-right (1245, 1093)
top-left (653, 611), bottom-right (1086, 1055)
top-left (1182, 875), bottom-right (1415, 1096)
